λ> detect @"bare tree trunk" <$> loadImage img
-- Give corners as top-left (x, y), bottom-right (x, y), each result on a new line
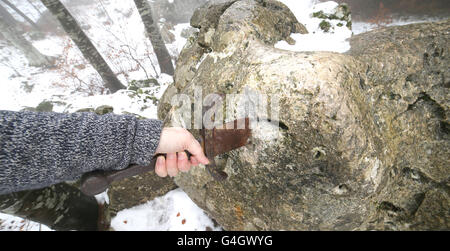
top-left (1, 0), bottom-right (40, 30)
top-left (134, 0), bottom-right (174, 76)
top-left (0, 2), bottom-right (20, 29)
top-left (0, 14), bottom-right (54, 67)
top-left (0, 183), bottom-right (100, 231)
top-left (40, 0), bottom-right (125, 93)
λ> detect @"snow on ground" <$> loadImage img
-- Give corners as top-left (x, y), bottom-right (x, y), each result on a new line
top-left (0, 0), bottom-right (190, 113)
top-left (352, 16), bottom-right (445, 35)
top-left (111, 188), bottom-right (221, 231)
top-left (277, 0), bottom-right (352, 53)
top-left (0, 212), bottom-right (52, 231)
top-left (277, 0), bottom-right (444, 53)
top-left (61, 73), bottom-right (173, 118)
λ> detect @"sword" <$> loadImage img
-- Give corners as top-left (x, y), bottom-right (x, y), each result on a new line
top-left (80, 118), bottom-right (251, 196)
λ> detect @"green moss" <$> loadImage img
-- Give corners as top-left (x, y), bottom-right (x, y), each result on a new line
top-left (319, 20), bottom-right (332, 32)
top-left (328, 14), bottom-right (339, 20)
top-left (128, 79), bottom-right (159, 91)
top-left (95, 105), bottom-right (114, 115)
top-left (312, 11), bottom-right (328, 19)
top-left (127, 78), bottom-right (161, 106)
top-left (341, 3), bottom-right (349, 12)
top-left (36, 101), bottom-right (53, 112)
top-left (122, 111), bottom-right (147, 119)
top-left (76, 108), bottom-right (95, 113)
top-left (312, 3), bottom-right (352, 31)
top-left (346, 21), bottom-right (352, 30)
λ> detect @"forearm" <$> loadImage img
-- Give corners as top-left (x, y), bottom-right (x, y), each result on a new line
top-left (0, 110), bottom-right (163, 194)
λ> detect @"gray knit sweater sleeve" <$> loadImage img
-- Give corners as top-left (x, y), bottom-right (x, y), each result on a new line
top-left (0, 110), bottom-right (163, 195)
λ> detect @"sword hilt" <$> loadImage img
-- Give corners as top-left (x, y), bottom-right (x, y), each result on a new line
top-left (80, 151), bottom-right (193, 196)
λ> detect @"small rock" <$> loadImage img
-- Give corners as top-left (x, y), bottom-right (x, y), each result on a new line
top-left (319, 20), bottom-right (332, 32)
top-left (35, 101), bottom-right (53, 112)
top-left (180, 26), bottom-right (198, 39)
top-left (75, 108), bottom-right (95, 113)
top-left (95, 105), bottom-right (114, 115)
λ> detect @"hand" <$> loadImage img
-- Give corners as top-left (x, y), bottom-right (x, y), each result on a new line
top-left (155, 127), bottom-right (210, 177)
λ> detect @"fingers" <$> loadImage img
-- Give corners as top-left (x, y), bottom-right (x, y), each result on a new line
top-left (156, 127), bottom-right (209, 166)
top-left (155, 153), bottom-right (205, 178)
top-left (186, 138), bottom-right (210, 165)
top-left (177, 151), bottom-right (190, 172)
top-left (155, 155), bottom-right (167, 177)
top-left (189, 156), bottom-right (199, 166)
top-left (166, 153), bottom-right (178, 177)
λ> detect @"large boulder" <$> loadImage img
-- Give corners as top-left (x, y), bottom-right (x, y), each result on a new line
top-left (107, 172), bottom-right (177, 216)
top-left (159, 0), bottom-right (449, 230)
top-left (348, 20), bottom-right (450, 230)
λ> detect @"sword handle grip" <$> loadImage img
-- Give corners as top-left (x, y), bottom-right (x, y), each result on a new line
top-left (80, 151), bottom-right (193, 196)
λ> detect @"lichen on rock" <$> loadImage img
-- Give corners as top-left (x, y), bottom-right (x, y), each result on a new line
top-left (158, 0), bottom-right (449, 230)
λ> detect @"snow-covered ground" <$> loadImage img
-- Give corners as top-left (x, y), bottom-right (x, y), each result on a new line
top-left (111, 188), bottom-right (221, 231)
top-left (0, 212), bottom-right (52, 231)
top-left (276, 0), bottom-right (443, 53)
top-left (277, 0), bottom-right (352, 53)
top-left (0, 0), bottom-right (186, 113)
top-left (0, 0), bottom-right (446, 231)
top-left (352, 16), bottom-right (445, 35)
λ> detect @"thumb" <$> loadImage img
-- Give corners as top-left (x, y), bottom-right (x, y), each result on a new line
top-left (186, 138), bottom-right (210, 165)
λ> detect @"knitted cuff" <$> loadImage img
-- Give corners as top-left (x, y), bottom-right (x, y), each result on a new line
top-left (131, 119), bottom-right (164, 166)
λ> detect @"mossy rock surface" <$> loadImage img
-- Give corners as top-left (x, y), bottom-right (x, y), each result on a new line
top-left (36, 101), bottom-right (54, 112)
top-left (160, 0), bottom-right (450, 230)
top-left (94, 105), bottom-right (114, 115)
top-left (313, 3), bottom-right (352, 32)
top-left (75, 108), bottom-right (95, 113)
top-left (319, 20), bottom-right (332, 32)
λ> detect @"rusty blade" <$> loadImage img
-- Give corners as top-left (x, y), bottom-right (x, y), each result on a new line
top-left (203, 117), bottom-right (251, 158)
top-left (200, 117), bottom-right (251, 181)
